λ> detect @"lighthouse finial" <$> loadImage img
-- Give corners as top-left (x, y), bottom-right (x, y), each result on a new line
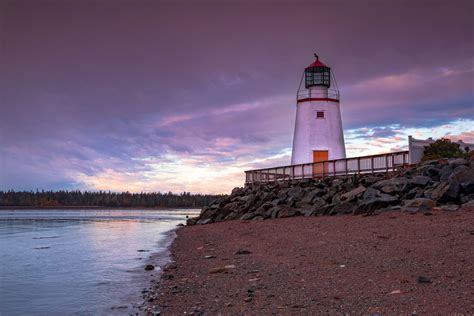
top-left (314, 53), bottom-right (319, 61)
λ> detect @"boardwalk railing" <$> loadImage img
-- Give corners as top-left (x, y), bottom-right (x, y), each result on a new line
top-left (245, 151), bottom-right (410, 185)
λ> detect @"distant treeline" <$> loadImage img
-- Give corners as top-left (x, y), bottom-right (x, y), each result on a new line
top-left (0, 190), bottom-right (226, 208)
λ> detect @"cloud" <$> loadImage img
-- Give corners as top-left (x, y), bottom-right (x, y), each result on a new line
top-left (1, 0), bottom-right (473, 193)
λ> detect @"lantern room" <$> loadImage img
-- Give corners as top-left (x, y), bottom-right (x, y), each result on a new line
top-left (304, 54), bottom-right (331, 88)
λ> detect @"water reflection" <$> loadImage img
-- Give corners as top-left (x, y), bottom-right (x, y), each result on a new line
top-left (0, 209), bottom-right (199, 315)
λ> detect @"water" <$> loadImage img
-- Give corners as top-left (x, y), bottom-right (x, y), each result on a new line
top-left (0, 209), bottom-right (199, 315)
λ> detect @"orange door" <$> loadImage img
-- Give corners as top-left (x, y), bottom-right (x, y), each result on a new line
top-left (313, 150), bottom-right (329, 176)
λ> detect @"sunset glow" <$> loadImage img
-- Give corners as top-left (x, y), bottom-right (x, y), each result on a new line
top-left (1, 0), bottom-right (473, 193)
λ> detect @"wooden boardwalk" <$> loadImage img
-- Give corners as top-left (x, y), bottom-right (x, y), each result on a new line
top-left (245, 151), bottom-right (409, 185)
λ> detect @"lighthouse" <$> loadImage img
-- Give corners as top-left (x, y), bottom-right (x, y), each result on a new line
top-left (291, 54), bottom-right (346, 165)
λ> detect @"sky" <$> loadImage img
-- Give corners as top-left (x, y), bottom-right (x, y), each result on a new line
top-left (0, 0), bottom-right (473, 194)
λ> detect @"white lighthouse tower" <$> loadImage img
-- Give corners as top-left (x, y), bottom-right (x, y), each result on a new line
top-left (291, 54), bottom-right (346, 165)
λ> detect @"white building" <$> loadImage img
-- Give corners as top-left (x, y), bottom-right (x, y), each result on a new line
top-left (291, 54), bottom-right (346, 165)
top-left (408, 136), bottom-right (474, 164)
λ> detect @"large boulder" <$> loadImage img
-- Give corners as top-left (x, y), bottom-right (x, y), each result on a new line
top-left (406, 187), bottom-right (424, 199)
top-left (439, 166), bottom-right (453, 182)
top-left (409, 176), bottom-right (431, 187)
top-left (353, 194), bottom-right (398, 215)
top-left (430, 181), bottom-right (460, 202)
top-left (449, 158), bottom-right (468, 169)
top-left (330, 202), bottom-right (356, 215)
top-left (231, 187), bottom-right (246, 197)
top-left (287, 186), bottom-right (304, 199)
top-left (449, 165), bottom-right (474, 184)
top-left (341, 185), bottom-right (366, 202)
top-left (372, 177), bottom-right (410, 194)
top-left (461, 200), bottom-right (474, 211)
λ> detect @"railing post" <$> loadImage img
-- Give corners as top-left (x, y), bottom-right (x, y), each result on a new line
top-left (345, 159), bottom-right (348, 175)
top-left (292, 165), bottom-right (295, 180)
top-left (357, 157), bottom-right (361, 175)
top-left (302, 165), bottom-right (305, 179)
top-left (333, 160), bottom-right (336, 176)
top-left (403, 153), bottom-right (406, 166)
top-left (371, 156), bottom-right (374, 173)
top-left (385, 154), bottom-right (389, 173)
top-left (391, 154), bottom-right (395, 171)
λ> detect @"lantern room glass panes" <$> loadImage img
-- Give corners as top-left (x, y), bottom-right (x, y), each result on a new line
top-left (305, 66), bottom-right (330, 88)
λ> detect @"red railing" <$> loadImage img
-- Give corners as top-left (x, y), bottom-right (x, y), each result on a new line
top-left (244, 151), bottom-right (409, 185)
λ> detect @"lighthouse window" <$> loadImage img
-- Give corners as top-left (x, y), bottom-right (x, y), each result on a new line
top-left (316, 111), bottom-right (325, 118)
top-left (304, 67), bottom-right (331, 88)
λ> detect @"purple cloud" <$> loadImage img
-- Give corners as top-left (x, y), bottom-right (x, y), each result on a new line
top-left (1, 0), bottom-right (473, 193)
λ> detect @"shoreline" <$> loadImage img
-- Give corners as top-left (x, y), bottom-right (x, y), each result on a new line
top-left (144, 208), bottom-right (474, 314)
top-left (136, 228), bottom-right (179, 315)
top-left (0, 206), bottom-right (201, 210)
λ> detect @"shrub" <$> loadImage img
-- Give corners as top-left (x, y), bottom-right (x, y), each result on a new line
top-left (421, 138), bottom-right (467, 161)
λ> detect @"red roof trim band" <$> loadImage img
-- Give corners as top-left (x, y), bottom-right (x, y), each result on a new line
top-left (297, 97), bottom-right (339, 103)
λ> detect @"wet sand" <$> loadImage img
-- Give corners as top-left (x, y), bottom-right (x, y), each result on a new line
top-left (144, 208), bottom-right (474, 314)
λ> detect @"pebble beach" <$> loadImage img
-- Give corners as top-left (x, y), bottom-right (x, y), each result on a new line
top-left (143, 207), bottom-right (474, 315)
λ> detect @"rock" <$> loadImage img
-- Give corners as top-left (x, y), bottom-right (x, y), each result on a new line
top-left (186, 217), bottom-right (198, 226)
top-left (341, 185), bottom-right (366, 201)
top-left (460, 194), bottom-right (474, 204)
top-left (241, 193), bottom-right (257, 203)
top-left (363, 188), bottom-right (381, 199)
top-left (314, 203), bottom-right (336, 216)
top-left (421, 159), bottom-right (439, 166)
top-left (417, 276), bottom-right (432, 284)
top-left (240, 212), bottom-right (257, 221)
top-left (418, 165), bottom-right (440, 179)
top-left (287, 186), bottom-right (303, 198)
top-left (448, 158), bottom-right (467, 168)
top-left (196, 218), bottom-right (213, 225)
top-left (401, 198), bottom-right (436, 214)
top-left (449, 165), bottom-right (474, 184)
top-left (330, 202), bottom-right (356, 215)
top-left (373, 177), bottom-right (410, 194)
top-left (187, 159), bottom-right (471, 224)
top-left (440, 204), bottom-right (460, 211)
top-left (231, 187), bottom-right (245, 197)
top-left (354, 194), bottom-right (398, 215)
top-left (409, 176), bottom-right (431, 187)
top-left (235, 249), bottom-right (252, 255)
top-left (144, 264), bottom-right (155, 271)
top-left (460, 181), bottom-right (474, 194)
top-left (271, 198), bottom-right (286, 207)
top-left (300, 190), bottom-right (322, 204)
top-left (439, 166), bottom-right (453, 182)
top-left (361, 175), bottom-right (381, 186)
top-left (461, 200), bottom-right (474, 211)
top-left (277, 207), bottom-right (299, 218)
top-left (430, 181), bottom-right (460, 202)
top-left (209, 265), bottom-right (236, 274)
top-left (406, 187), bottom-right (424, 199)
